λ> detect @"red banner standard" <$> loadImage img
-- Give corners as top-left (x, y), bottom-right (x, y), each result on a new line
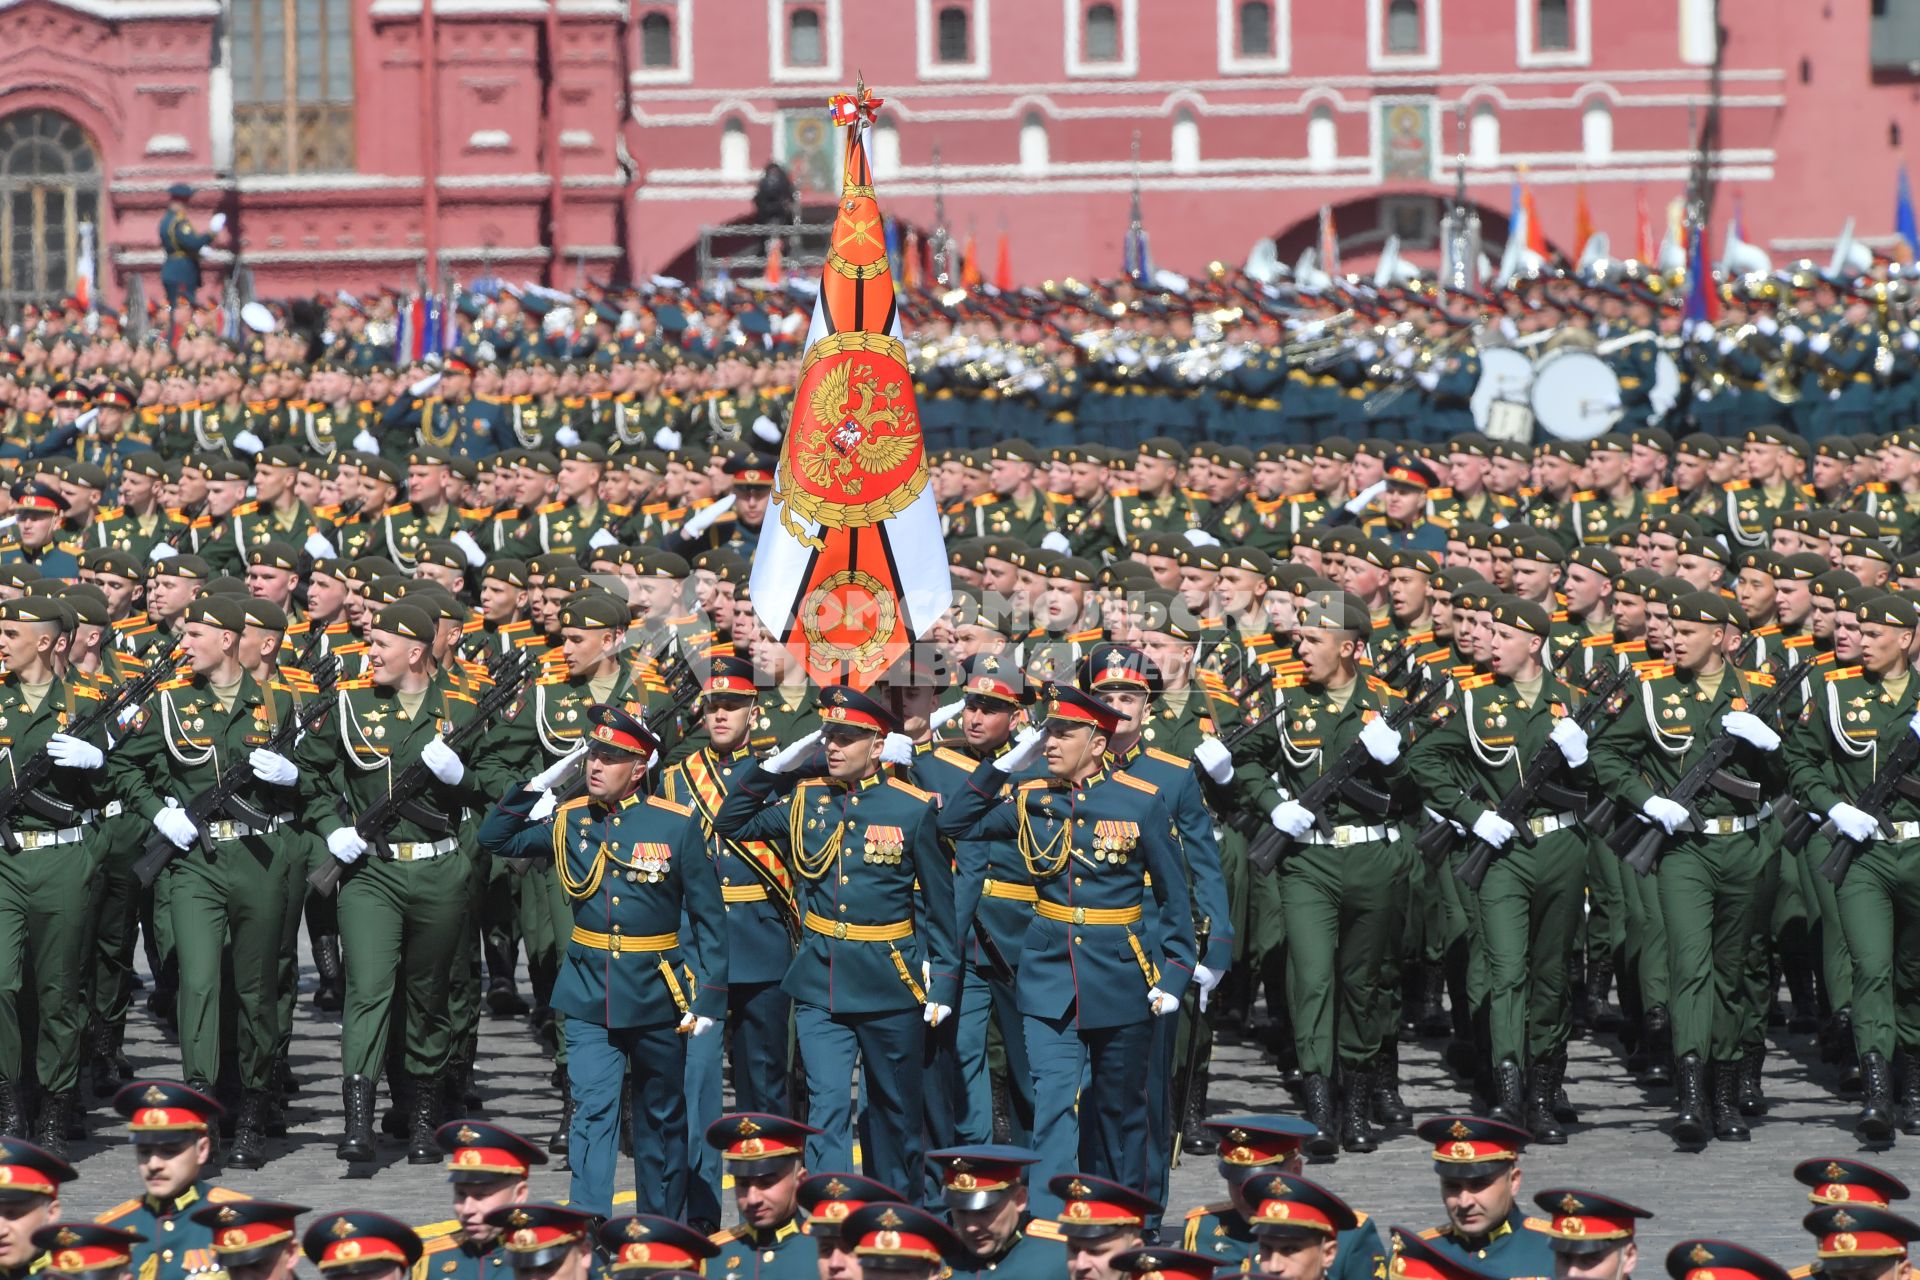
top-left (749, 85), bottom-right (952, 689)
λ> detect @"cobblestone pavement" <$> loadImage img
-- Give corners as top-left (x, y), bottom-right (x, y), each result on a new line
top-left (58, 958), bottom-right (1886, 1270)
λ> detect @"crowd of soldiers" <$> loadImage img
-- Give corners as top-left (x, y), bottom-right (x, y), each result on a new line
top-left (2, 258), bottom-right (1920, 1277)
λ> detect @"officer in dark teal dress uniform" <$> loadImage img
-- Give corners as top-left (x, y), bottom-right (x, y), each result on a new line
top-left (704, 1113), bottom-right (822, 1280)
top-left (1526, 1189), bottom-right (1651, 1279)
top-left (937, 684), bottom-right (1195, 1217)
top-left (712, 687), bottom-right (960, 1201)
top-left (1239, 1172), bottom-right (1374, 1280)
top-left (1180, 1118), bottom-right (1381, 1280)
top-left (928, 1146), bottom-right (1066, 1280)
top-left (301, 1211), bottom-right (424, 1280)
top-left (477, 704), bottom-right (726, 1221)
top-left (478, 1205), bottom-right (594, 1278)
top-left (798, 1171), bottom-right (907, 1264)
top-left (379, 357), bottom-right (514, 460)
top-left (414, 1122), bottom-right (547, 1280)
top-left (3, 483), bottom-right (81, 581)
top-left (186, 1199), bottom-right (306, 1280)
top-left (158, 185), bottom-right (214, 308)
top-left (1411, 1118), bottom-right (1555, 1280)
top-left (96, 1082), bottom-right (250, 1280)
top-left (29, 1223), bottom-right (146, 1280)
top-left (841, 1204), bottom-right (966, 1280)
top-left (596, 1216), bottom-right (720, 1277)
top-left (1390, 1227), bottom-right (1505, 1280)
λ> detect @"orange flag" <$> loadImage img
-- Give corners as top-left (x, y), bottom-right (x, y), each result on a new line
top-left (1521, 183), bottom-right (1550, 258)
top-left (1635, 188), bottom-right (1653, 261)
top-left (994, 230), bottom-right (1013, 292)
top-left (901, 228), bottom-right (919, 290)
top-left (764, 235), bottom-right (784, 286)
top-left (1573, 183), bottom-right (1594, 257)
top-left (961, 234), bottom-right (981, 288)
top-left (750, 86), bottom-right (951, 690)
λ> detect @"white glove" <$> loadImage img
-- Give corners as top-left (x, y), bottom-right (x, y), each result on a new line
top-left (1344, 478), bottom-right (1390, 514)
top-left (1782, 323), bottom-right (1806, 345)
top-left (46, 733), bottom-right (103, 771)
top-left (765, 729), bottom-right (822, 774)
top-left (653, 425), bottom-right (682, 450)
top-left (207, 212), bottom-right (228, 235)
top-left (680, 493), bottom-right (735, 538)
top-left (1907, 708), bottom-right (1920, 740)
top-left (1641, 795), bottom-right (1690, 834)
top-left (1827, 801), bottom-right (1879, 843)
top-left (1147, 986), bottom-right (1178, 1017)
top-left (880, 732), bottom-right (915, 766)
top-left (1549, 718), bottom-right (1589, 767)
top-left (752, 414), bottom-right (783, 445)
top-left (1718, 335), bottom-right (1738, 355)
top-left (530, 741), bottom-right (588, 791)
top-left (152, 806), bottom-right (198, 851)
top-left (231, 428), bottom-right (264, 456)
top-left (148, 542), bottom-right (179, 562)
top-left (1354, 340), bottom-right (1379, 362)
top-left (1270, 799), bottom-right (1314, 837)
top-left (678, 1013), bottom-right (716, 1037)
top-left (995, 726), bottom-right (1046, 772)
top-left (1690, 319), bottom-right (1716, 343)
top-left (408, 371), bottom-right (444, 398)
top-left (554, 424), bottom-right (581, 448)
top-left (248, 748), bottom-right (298, 785)
top-left (1756, 314), bottom-right (1779, 336)
top-left (1040, 531), bottom-right (1072, 555)
top-left (929, 698), bottom-right (967, 730)
top-left (1472, 810), bottom-right (1516, 848)
top-left (528, 789), bottom-right (558, 822)
top-left (1194, 736), bottom-right (1233, 784)
top-left (421, 734), bottom-right (465, 785)
top-left (1358, 716), bottom-right (1401, 765)
top-left (923, 1003), bottom-right (952, 1027)
top-left (351, 429), bottom-right (380, 455)
top-left (1193, 963), bottom-right (1222, 1012)
top-left (588, 527), bottom-right (620, 551)
top-left (1180, 529), bottom-right (1220, 549)
top-left (327, 825), bottom-right (369, 864)
top-left (303, 532), bottom-right (337, 561)
top-left (1904, 331), bottom-right (1919, 351)
top-left (1720, 710), bottom-right (1780, 752)
top-left (1810, 331), bottom-right (1833, 355)
top-left (450, 529), bottom-right (487, 567)
top-left (1392, 346), bottom-right (1416, 369)
top-left (1414, 367), bottom-right (1442, 391)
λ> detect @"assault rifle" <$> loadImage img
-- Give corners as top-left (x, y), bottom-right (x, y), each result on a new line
top-left (1817, 709), bottom-right (1920, 886)
top-left (131, 656), bottom-right (340, 887)
top-left (0, 648), bottom-right (180, 854)
top-left (309, 647), bottom-right (536, 895)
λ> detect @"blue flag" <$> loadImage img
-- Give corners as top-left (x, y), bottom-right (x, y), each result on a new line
top-left (1684, 226), bottom-right (1718, 326)
top-left (1899, 164), bottom-right (1918, 258)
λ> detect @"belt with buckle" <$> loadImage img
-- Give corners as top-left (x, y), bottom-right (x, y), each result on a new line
top-left (1885, 820), bottom-right (1920, 840)
top-left (570, 926), bottom-right (679, 953)
top-left (803, 912), bottom-right (913, 942)
top-left (1033, 901), bottom-right (1142, 926)
top-left (982, 879), bottom-right (1039, 903)
top-left (1696, 814), bottom-right (1760, 836)
top-left (1296, 824), bottom-right (1391, 847)
top-left (720, 883), bottom-right (769, 903)
top-left (389, 837), bottom-right (458, 861)
top-left (1526, 812), bottom-right (1579, 838)
top-left (206, 817), bottom-right (279, 842)
top-left (13, 827), bottom-right (86, 851)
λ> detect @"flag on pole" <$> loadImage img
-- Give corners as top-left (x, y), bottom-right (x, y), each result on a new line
top-left (750, 84), bottom-right (952, 690)
top-left (765, 234), bottom-right (784, 285)
top-left (961, 233), bottom-right (981, 288)
top-left (1898, 164), bottom-right (1919, 261)
top-left (1684, 219), bottom-right (1720, 326)
top-left (1635, 188), bottom-right (1653, 262)
top-left (1520, 174), bottom-right (1550, 259)
top-left (1573, 183), bottom-right (1594, 261)
top-left (1318, 205), bottom-right (1341, 278)
top-left (993, 229), bottom-right (1012, 292)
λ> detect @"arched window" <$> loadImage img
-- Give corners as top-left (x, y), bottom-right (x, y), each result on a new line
top-left (1470, 103), bottom-right (1499, 164)
top-left (789, 7), bottom-right (824, 66)
top-left (1171, 109), bottom-right (1200, 172)
top-left (0, 111), bottom-right (99, 317)
top-left (640, 12), bottom-right (674, 67)
top-left (720, 119), bottom-right (750, 180)
top-left (1307, 105), bottom-right (1337, 172)
top-left (936, 5), bottom-right (970, 62)
top-left (873, 120), bottom-right (901, 179)
top-left (231, 0), bottom-right (354, 173)
top-left (1582, 100), bottom-right (1613, 160)
top-left (1020, 113), bottom-right (1049, 174)
top-left (1238, 0), bottom-right (1273, 56)
top-left (1536, 0), bottom-right (1571, 51)
top-left (1386, 0), bottom-right (1421, 53)
top-left (1085, 3), bottom-right (1119, 61)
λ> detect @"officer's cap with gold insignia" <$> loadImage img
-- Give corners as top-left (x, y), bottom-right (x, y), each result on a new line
top-left (702, 1112), bottom-right (818, 1177)
top-left (1795, 1159), bottom-right (1910, 1207)
top-left (1079, 642), bottom-right (1161, 698)
top-left (725, 452), bottom-right (778, 487)
top-left (585, 703), bottom-right (661, 759)
top-left (0, 1137), bottom-right (75, 1203)
top-left (1108, 1247), bottom-right (1217, 1280)
top-left (31, 1223), bottom-right (146, 1277)
top-left (799, 1173), bottom-right (908, 1233)
top-left (1663, 1240), bottom-right (1790, 1280)
top-left (1413, 1115), bottom-right (1528, 1179)
top-left (928, 1144), bottom-right (1038, 1211)
top-left (112, 1079), bottom-right (224, 1138)
top-left (815, 685), bottom-right (899, 736)
top-left (1530, 1189), bottom-right (1651, 1255)
top-left (188, 1199), bottom-right (308, 1266)
top-left (703, 654), bottom-right (759, 701)
top-left (595, 1216), bottom-right (720, 1273)
top-left (1389, 1227), bottom-right (1501, 1280)
top-left (10, 480), bottom-right (66, 515)
top-left (957, 653), bottom-right (1029, 707)
top-left (1242, 1173), bottom-right (1359, 1238)
top-left (1802, 1206), bottom-right (1920, 1267)
top-left (301, 1212), bottom-right (424, 1275)
top-left (841, 1203), bottom-right (964, 1271)
top-left (482, 1204), bottom-right (594, 1272)
top-left (1046, 1174), bottom-right (1160, 1238)
top-left (434, 1120), bottom-right (546, 1183)
top-left (1200, 1115), bottom-right (1319, 1173)
top-left (1384, 454), bottom-right (1439, 491)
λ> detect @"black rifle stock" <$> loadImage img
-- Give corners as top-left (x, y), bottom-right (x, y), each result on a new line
top-left (1818, 713), bottom-right (1920, 885)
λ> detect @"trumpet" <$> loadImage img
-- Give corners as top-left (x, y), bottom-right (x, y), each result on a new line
top-left (1362, 326), bottom-right (1474, 417)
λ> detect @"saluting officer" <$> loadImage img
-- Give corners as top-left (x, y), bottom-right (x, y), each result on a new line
top-left (415, 1122), bottom-right (546, 1280)
top-left (97, 1082), bottom-right (250, 1280)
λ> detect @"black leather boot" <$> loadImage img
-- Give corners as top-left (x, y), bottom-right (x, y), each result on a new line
top-left (1671, 1053), bottom-right (1709, 1144)
top-left (187, 1077), bottom-right (219, 1158)
top-left (1299, 1073), bottom-right (1337, 1160)
top-left (1489, 1059), bottom-right (1526, 1127)
top-left (1641, 1006), bottom-right (1673, 1087)
top-left (1898, 1051), bottom-right (1920, 1137)
top-left (338, 1074), bottom-right (376, 1163)
top-left (1785, 955), bottom-right (1820, 1033)
top-left (1179, 1069), bottom-right (1213, 1156)
top-left (484, 934), bottom-right (528, 1017)
top-left (1856, 1050), bottom-right (1895, 1144)
top-left (407, 1074), bottom-right (441, 1164)
top-left (1585, 951), bottom-right (1621, 1030)
top-left (1418, 963), bottom-right (1451, 1037)
top-left (32, 1090), bottom-right (68, 1160)
top-left (313, 934), bottom-right (344, 1013)
top-left (1369, 1048), bottom-right (1411, 1127)
top-left (547, 1075), bottom-right (573, 1156)
top-left (1338, 1067), bottom-right (1377, 1154)
top-left (227, 1091), bottom-right (268, 1169)
top-left (0, 1081), bottom-right (21, 1138)
top-left (1526, 1055), bottom-right (1567, 1144)
top-left (1711, 1061), bottom-right (1750, 1142)
top-left (1737, 1047), bottom-right (1767, 1117)
top-left (86, 1023), bottom-right (122, 1099)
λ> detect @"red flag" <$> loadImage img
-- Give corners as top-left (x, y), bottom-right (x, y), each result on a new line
top-left (993, 230), bottom-right (1013, 292)
top-left (765, 236), bottom-right (783, 286)
top-left (901, 229), bottom-right (919, 290)
top-left (1521, 183), bottom-right (1550, 259)
top-left (1635, 188), bottom-right (1653, 262)
top-left (961, 234), bottom-right (981, 288)
top-left (749, 86), bottom-right (951, 690)
top-left (1573, 183), bottom-right (1595, 258)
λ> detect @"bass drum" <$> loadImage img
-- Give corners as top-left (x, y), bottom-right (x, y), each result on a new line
top-left (1472, 346), bottom-right (1535, 437)
top-left (1530, 349), bottom-right (1623, 442)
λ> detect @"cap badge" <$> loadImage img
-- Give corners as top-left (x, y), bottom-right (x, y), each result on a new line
top-left (1447, 1121), bottom-right (1472, 1140)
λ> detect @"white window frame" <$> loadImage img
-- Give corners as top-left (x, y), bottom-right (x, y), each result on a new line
top-left (1217, 0), bottom-right (1289, 74)
top-left (630, 0), bottom-right (692, 87)
top-left (769, 0), bottom-right (843, 83)
top-left (1368, 0), bottom-right (1440, 73)
top-left (1065, 0), bottom-right (1138, 78)
top-left (916, 0), bottom-right (990, 80)
top-left (1516, 0), bottom-right (1589, 68)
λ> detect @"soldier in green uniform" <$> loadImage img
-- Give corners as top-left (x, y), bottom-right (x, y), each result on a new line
top-left (96, 1082), bottom-right (251, 1280)
top-left (414, 1121), bottom-right (544, 1280)
top-left (963, 442), bottom-right (1056, 545)
top-left (1114, 439), bottom-right (1207, 540)
top-left (703, 1113), bottom-right (822, 1280)
top-left (1408, 1116), bottom-right (1555, 1280)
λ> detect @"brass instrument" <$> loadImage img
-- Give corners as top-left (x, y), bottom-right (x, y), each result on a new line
top-left (1362, 326), bottom-right (1474, 416)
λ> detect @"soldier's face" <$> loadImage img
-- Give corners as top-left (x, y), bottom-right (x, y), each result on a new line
top-left (13, 510), bottom-right (55, 550)
top-left (560, 626), bottom-right (616, 673)
top-left (1555, 1242), bottom-right (1637, 1280)
top-left (1042, 721), bottom-right (1106, 781)
top-left (246, 565), bottom-right (296, 606)
top-left (1065, 1230), bottom-right (1142, 1280)
top-left (1255, 1233), bottom-right (1338, 1280)
top-left (1612, 594), bottom-right (1646, 638)
top-left (584, 746), bottom-right (648, 800)
top-left (735, 486), bottom-right (770, 527)
top-left (1861, 621), bottom-right (1914, 677)
top-left (0, 1195), bottom-right (57, 1267)
top-left (135, 1135), bottom-right (208, 1200)
top-left (1218, 568), bottom-right (1266, 617)
top-left (1487, 622), bottom-right (1544, 677)
top-left (452, 1176), bottom-right (527, 1241)
top-left (1813, 456), bottom-right (1848, 492)
top-left (1508, 560), bottom-right (1557, 605)
top-left (1440, 1169), bottom-right (1520, 1237)
top-left (1775, 580), bottom-right (1812, 628)
top-left (952, 1186), bottom-right (1028, 1258)
top-left (1387, 569), bottom-right (1430, 623)
top-left (1734, 570), bottom-right (1777, 623)
top-left (734, 1163), bottom-right (804, 1230)
top-left (1669, 619), bottom-right (1726, 671)
top-left (822, 726), bottom-right (881, 781)
top-left (702, 695), bottom-right (756, 751)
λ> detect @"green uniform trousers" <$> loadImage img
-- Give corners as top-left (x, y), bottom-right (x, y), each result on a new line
top-left (273, 830), bottom-right (315, 1059)
top-left (1657, 830), bottom-right (1769, 1062)
top-left (1802, 837), bottom-right (1855, 1010)
top-left (1620, 851), bottom-right (1670, 1009)
top-left (1737, 837), bottom-right (1785, 1055)
top-left (167, 835), bottom-right (287, 1089)
top-left (337, 852), bottom-right (468, 1080)
top-left (1835, 835), bottom-right (1920, 1059)
top-left (0, 841), bottom-right (91, 1092)
top-left (84, 814), bottom-right (146, 1039)
top-left (1277, 837), bottom-right (1398, 1075)
top-left (1477, 830), bottom-right (1587, 1064)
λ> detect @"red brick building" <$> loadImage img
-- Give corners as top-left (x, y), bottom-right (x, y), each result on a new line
top-left (4, 0), bottom-right (1920, 311)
